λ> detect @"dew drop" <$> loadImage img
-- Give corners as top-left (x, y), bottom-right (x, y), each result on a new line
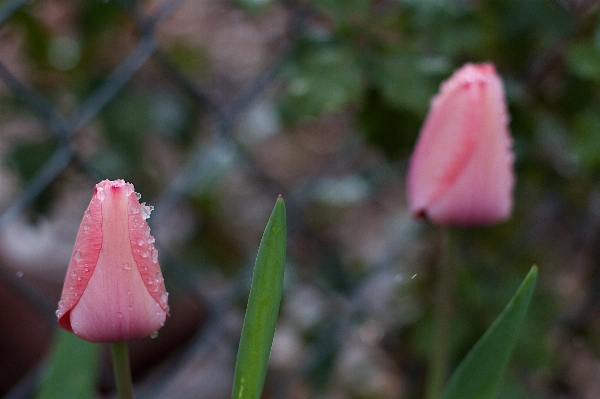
top-left (83, 223), bottom-right (89, 231)
top-left (70, 285), bottom-right (74, 290)
top-left (124, 184), bottom-right (134, 196)
top-left (130, 205), bottom-right (140, 215)
top-left (140, 203), bottom-right (154, 220)
top-left (141, 251), bottom-right (148, 258)
top-left (123, 262), bottom-right (131, 271)
top-left (150, 331), bottom-right (159, 339)
top-left (136, 192), bottom-right (141, 200)
top-left (71, 271), bottom-right (76, 278)
top-left (153, 286), bottom-right (159, 292)
top-left (85, 209), bottom-right (91, 217)
top-left (75, 250), bottom-right (82, 262)
top-left (74, 292), bottom-right (78, 297)
top-left (97, 187), bottom-right (105, 200)
top-left (159, 292), bottom-right (169, 307)
top-left (147, 236), bottom-right (155, 244)
top-left (155, 311), bottom-right (161, 316)
top-left (84, 267), bottom-right (89, 273)
top-left (116, 312), bottom-right (123, 318)
top-left (55, 310), bottom-right (61, 317)
top-left (147, 278), bottom-right (153, 285)
top-left (155, 271), bottom-right (162, 282)
top-left (128, 305), bottom-right (133, 311)
top-left (127, 290), bottom-right (132, 295)
top-left (77, 276), bottom-right (82, 281)
top-left (151, 249), bottom-right (158, 264)
top-left (145, 227), bottom-right (151, 238)
top-left (143, 266), bottom-right (148, 271)
top-left (58, 300), bottom-right (64, 308)
top-left (137, 239), bottom-right (144, 247)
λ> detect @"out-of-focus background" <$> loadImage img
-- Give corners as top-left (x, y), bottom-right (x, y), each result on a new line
top-left (1, 0), bottom-right (600, 398)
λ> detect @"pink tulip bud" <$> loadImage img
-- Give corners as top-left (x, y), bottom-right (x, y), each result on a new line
top-left (407, 63), bottom-right (515, 226)
top-left (56, 179), bottom-right (169, 343)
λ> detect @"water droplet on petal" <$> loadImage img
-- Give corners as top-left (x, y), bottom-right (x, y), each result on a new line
top-left (75, 250), bottom-right (82, 262)
top-left (116, 312), bottom-right (123, 318)
top-left (83, 223), bottom-right (89, 231)
top-left (155, 271), bottom-right (162, 282)
top-left (123, 262), bottom-right (131, 271)
top-left (160, 292), bottom-right (169, 307)
top-left (141, 252), bottom-right (148, 258)
top-left (147, 236), bottom-right (155, 244)
top-left (58, 301), bottom-right (64, 308)
top-left (140, 203), bottom-right (154, 220)
top-left (147, 278), bottom-right (153, 285)
top-left (55, 310), bottom-right (61, 317)
top-left (150, 331), bottom-right (159, 339)
top-left (137, 239), bottom-right (144, 247)
top-left (143, 266), bottom-right (148, 271)
top-left (74, 292), bottom-right (78, 297)
top-left (84, 267), bottom-right (89, 273)
top-left (151, 249), bottom-right (158, 264)
top-left (128, 305), bottom-right (133, 311)
top-left (77, 276), bottom-right (82, 281)
top-left (70, 285), bottom-right (74, 290)
top-left (127, 290), bottom-right (132, 295)
top-left (97, 187), bottom-right (105, 200)
top-left (130, 205), bottom-right (140, 214)
top-left (71, 271), bottom-right (76, 278)
top-left (136, 192), bottom-right (142, 200)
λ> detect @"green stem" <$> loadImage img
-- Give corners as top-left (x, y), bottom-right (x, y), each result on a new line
top-left (426, 227), bottom-right (456, 399)
top-left (111, 342), bottom-right (134, 399)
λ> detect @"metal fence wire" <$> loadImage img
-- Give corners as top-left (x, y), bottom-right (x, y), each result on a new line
top-left (0, 1), bottom-right (416, 398)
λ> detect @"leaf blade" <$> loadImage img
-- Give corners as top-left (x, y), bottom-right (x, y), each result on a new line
top-left (36, 329), bottom-right (100, 399)
top-left (441, 266), bottom-right (538, 399)
top-left (232, 197), bottom-right (287, 399)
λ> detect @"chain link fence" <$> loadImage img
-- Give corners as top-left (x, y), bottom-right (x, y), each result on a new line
top-left (4, 1), bottom-right (600, 398)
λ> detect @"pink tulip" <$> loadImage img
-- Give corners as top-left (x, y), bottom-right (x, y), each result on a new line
top-left (406, 63), bottom-right (515, 226)
top-left (56, 179), bottom-right (169, 343)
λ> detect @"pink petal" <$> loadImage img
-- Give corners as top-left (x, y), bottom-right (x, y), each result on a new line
top-left (57, 180), bottom-right (168, 342)
top-left (407, 63), bottom-right (514, 226)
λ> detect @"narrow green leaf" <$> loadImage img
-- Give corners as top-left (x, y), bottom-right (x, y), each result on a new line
top-left (232, 196), bottom-right (287, 399)
top-left (441, 266), bottom-right (538, 399)
top-left (36, 329), bottom-right (100, 399)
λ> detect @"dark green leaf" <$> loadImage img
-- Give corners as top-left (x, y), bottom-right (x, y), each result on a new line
top-left (36, 330), bottom-right (100, 399)
top-left (441, 266), bottom-right (537, 399)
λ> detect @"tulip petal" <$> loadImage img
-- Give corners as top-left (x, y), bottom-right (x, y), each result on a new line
top-left (57, 180), bottom-right (168, 342)
top-left (57, 188), bottom-right (104, 331)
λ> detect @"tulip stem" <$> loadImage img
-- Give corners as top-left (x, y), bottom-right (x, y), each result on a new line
top-left (111, 342), bottom-right (134, 399)
top-left (426, 227), bottom-right (456, 399)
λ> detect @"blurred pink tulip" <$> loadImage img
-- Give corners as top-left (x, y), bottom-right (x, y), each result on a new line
top-left (407, 63), bottom-right (515, 226)
top-left (56, 179), bottom-right (169, 343)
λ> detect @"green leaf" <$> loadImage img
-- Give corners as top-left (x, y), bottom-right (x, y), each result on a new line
top-left (232, 196), bottom-right (287, 399)
top-left (441, 266), bottom-right (538, 399)
top-left (36, 329), bottom-right (100, 399)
